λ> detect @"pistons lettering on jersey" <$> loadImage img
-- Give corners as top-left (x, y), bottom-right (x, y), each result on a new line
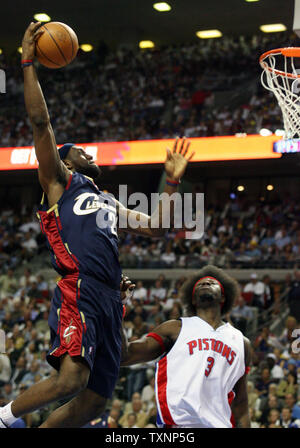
top-left (187, 338), bottom-right (236, 366)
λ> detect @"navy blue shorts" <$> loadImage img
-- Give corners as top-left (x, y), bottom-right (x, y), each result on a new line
top-left (47, 273), bottom-right (123, 399)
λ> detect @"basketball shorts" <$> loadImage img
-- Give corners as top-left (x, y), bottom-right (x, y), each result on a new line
top-left (47, 273), bottom-right (123, 399)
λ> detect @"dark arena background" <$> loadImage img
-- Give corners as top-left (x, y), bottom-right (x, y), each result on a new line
top-left (0, 0), bottom-right (300, 433)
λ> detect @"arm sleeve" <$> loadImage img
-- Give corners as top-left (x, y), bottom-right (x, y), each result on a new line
top-left (146, 332), bottom-right (166, 354)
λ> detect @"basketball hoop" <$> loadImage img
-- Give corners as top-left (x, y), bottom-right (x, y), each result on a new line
top-left (259, 47), bottom-right (300, 140)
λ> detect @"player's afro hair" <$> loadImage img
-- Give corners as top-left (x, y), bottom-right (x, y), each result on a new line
top-left (180, 265), bottom-right (240, 316)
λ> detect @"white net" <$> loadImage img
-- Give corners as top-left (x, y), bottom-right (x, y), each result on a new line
top-left (260, 50), bottom-right (300, 140)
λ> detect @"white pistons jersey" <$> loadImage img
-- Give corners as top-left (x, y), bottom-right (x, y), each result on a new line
top-left (155, 316), bottom-right (246, 428)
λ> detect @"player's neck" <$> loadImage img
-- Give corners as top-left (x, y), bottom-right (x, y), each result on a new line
top-left (196, 308), bottom-right (223, 330)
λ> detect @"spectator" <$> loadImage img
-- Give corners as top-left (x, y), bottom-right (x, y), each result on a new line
top-left (19, 361), bottom-right (40, 387)
top-left (262, 275), bottom-right (274, 309)
top-left (230, 295), bottom-right (254, 334)
top-left (266, 353), bottom-right (284, 382)
top-left (126, 303), bottom-right (148, 324)
top-left (19, 268), bottom-right (37, 289)
top-left (21, 231), bottom-right (38, 257)
top-left (132, 315), bottom-right (149, 338)
top-left (280, 407), bottom-right (295, 428)
top-left (161, 245), bottom-right (177, 267)
top-left (0, 269), bottom-right (18, 299)
top-left (10, 356), bottom-right (28, 386)
top-left (284, 393), bottom-right (300, 420)
top-left (146, 304), bottom-right (166, 327)
top-left (259, 394), bottom-right (282, 426)
top-left (275, 229), bottom-right (291, 250)
top-left (2, 382), bottom-right (16, 402)
top-left (277, 372), bottom-right (298, 398)
top-left (267, 409), bottom-right (281, 428)
top-left (121, 412), bottom-right (139, 428)
top-left (253, 327), bottom-right (272, 357)
top-left (249, 407), bottom-right (260, 428)
top-left (255, 367), bottom-right (273, 398)
top-left (243, 273), bottom-right (265, 309)
top-left (119, 399), bottom-right (148, 428)
top-left (131, 281), bottom-right (148, 302)
top-left (107, 408), bottom-right (122, 428)
top-left (125, 353), bottom-right (148, 401)
top-left (247, 381), bottom-right (259, 410)
top-left (141, 376), bottom-right (155, 411)
top-left (162, 289), bottom-right (180, 313)
top-left (148, 279), bottom-right (166, 303)
top-left (279, 316), bottom-right (298, 350)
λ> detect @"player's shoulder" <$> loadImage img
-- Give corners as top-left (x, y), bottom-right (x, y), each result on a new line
top-left (156, 319), bottom-right (182, 339)
top-left (162, 318), bottom-right (182, 331)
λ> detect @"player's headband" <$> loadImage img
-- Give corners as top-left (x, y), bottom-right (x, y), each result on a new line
top-left (58, 143), bottom-right (75, 160)
top-left (192, 276), bottom-right (225, 300)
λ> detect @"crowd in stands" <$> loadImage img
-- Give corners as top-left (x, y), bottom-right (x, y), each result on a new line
top-left (2, 189), bottom-right (300, 277)
top-left (0, 31), bottom-right (298, 148)
top-left (118, 193), bottom-right (300, 271)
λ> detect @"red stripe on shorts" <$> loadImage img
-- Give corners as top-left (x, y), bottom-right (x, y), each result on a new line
top-left (53, 274), bottom-right (84, 358)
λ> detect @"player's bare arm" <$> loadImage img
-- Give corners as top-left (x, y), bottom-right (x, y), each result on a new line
top-left (115, 137), bottom-right (195, 237)
top-left (121, 319), bottom-right (182, 366)
top-left (231, 337), bottom-right (251, 428)
top-left (22, 22), bottom-right (70, 205)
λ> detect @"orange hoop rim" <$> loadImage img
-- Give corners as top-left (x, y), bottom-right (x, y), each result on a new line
top-left (260, 47), bottom-right (300, 79)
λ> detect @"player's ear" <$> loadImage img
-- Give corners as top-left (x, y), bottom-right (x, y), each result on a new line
top-left (63, 159), bottom-right (73, 170)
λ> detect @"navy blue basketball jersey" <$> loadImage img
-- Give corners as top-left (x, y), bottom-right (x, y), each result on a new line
top-left (37, 172), bottom-right (121, 290)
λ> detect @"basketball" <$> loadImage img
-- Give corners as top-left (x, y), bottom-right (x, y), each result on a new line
top-left (35, 22), bottom-right (79, 69)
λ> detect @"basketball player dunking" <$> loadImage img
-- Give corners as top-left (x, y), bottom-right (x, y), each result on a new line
top-left (0, 23), bottom-right (194, 428)
top-left (122, 265), bottom-right (251, 428)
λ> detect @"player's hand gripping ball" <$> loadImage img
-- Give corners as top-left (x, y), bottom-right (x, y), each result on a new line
top-left (35, 22), bottom-right (79, 68)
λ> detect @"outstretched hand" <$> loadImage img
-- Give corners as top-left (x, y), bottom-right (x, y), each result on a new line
top-left (120, 274), bottom-right (136, 305)
top-left (165, 136), bottom-right (195, 182)
top-left (22, 22), bottom-right (44, 60)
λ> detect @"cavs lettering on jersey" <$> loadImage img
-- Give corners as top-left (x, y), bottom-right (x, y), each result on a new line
top-left (37, 172), bottom-right (121, 289)
top-left (155, 316), bottom-right (245, 428)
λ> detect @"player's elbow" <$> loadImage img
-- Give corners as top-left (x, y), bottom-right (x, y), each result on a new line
top-left (30, 113), bottom-right (50, 128)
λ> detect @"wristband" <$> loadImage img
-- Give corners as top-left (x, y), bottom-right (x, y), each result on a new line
top-left (21, 59), bottom-right (33, 68)
top-left (166, 178), bottom-right (180, 187)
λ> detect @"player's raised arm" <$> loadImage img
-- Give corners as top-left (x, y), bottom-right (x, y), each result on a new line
top-left (116, 137), bottom-right (195, 237)
top-left (121, 319), bottom-right (181, 366)
top-left (22, 22), bottom-right (69, 201)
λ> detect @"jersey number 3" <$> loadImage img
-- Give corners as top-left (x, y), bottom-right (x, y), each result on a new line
top-left (205, 357), bottom-right (215, 377)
